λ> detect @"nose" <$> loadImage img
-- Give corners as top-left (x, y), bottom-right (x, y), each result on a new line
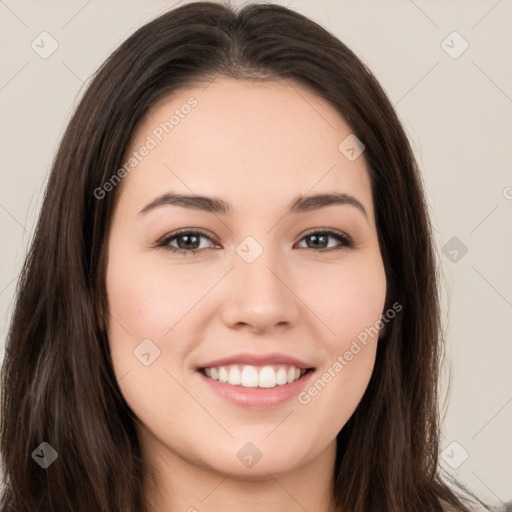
top-left (220, 244), bottom-right (301, 333)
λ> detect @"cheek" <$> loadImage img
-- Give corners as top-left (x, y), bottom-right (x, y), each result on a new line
top-left (105, 245), bottom-right (219, 395)
top-left (297, 252), bottom-right (386, 410)
top-left (104, 249), bottom-right (200, 418)
top-left (105, 249), bottom-right (206, 339)
top-left (306, 253), bottom-right (387, 350)
top-left (298, 271), bottom-right (385, 430)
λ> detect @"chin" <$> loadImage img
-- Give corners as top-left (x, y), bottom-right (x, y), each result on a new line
top-left (196, 444), bottom-right (310, 480)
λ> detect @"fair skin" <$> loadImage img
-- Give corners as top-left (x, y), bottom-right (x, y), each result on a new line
top-left (105, 77), bottom-right (387, 512)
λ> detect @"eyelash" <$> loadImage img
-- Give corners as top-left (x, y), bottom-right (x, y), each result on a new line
top-left (156, 228), bottom-right (354, 256)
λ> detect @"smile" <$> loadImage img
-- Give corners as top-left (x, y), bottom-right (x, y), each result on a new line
top-left (200, 364), bottom-right (311, 388)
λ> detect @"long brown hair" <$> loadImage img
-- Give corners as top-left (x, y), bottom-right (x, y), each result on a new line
top-left (0, 2), bottom-right (490, 511)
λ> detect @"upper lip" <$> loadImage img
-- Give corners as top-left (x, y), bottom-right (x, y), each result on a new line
top-left (197, 352), bottom-right (315, 370)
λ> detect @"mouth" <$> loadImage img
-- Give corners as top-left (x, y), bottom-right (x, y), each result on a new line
top-left (198, 364), bottom-right (315, 389)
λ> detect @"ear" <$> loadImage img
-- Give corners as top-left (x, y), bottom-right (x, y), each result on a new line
top-left (378, 322), bottom-right (387, 338)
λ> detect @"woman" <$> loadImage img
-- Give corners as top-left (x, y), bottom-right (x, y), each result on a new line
top-left (0, 2), bottom-right (492, 511)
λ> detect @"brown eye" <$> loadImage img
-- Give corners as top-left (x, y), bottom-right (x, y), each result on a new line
top-left (297, 230), bottom-right (353, 251)
top-left (157, 230), bottom-right (217, 256)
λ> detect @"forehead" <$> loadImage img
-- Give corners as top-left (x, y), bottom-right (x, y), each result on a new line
top-left (117, 77), bottom-right (373, 220)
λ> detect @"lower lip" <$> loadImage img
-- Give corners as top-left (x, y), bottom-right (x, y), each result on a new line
top-left (197, 369), bottom-right (315, 409)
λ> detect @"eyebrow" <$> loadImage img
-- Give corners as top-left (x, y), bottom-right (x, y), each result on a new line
top-left (138, 191), bottom-right (369, 221)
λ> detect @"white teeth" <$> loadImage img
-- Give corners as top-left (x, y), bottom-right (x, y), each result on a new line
top-left (227, 366), bottom-right (241, 385)
top-left (258, 366), bottom-right (277, 388)
top-left (201, 364), bottom-right (308, 388)
top-left (240, 366), bottom-right (259, 387)
top-left (218, 367), bottom-right (228, 383)
top-left (276, 367), bottom-right (288, 385)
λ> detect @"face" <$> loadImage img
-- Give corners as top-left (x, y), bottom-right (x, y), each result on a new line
top-left (105, 77), bottom-right (386, 482)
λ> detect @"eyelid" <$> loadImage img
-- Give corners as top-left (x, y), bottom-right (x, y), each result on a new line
top-left (155, 227), bottom-right (220, 247)
top-left (300, 227), bottom-right (353, 244)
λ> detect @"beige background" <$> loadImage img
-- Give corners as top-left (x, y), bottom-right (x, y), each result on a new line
top-left (1, 0), bottom-right (511, 507)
